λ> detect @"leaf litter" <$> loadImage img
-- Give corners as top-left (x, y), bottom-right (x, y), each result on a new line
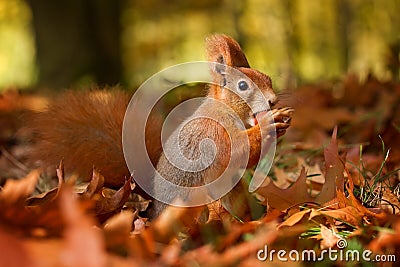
top-left (1, 73), bottom-right (400, 266)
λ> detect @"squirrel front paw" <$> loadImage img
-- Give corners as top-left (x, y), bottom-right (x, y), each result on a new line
top-left (256, 107), bottom-right (294, 138)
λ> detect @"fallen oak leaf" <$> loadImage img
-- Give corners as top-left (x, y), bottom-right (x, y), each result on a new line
top-left (25, 188), bottom-right (58, 206)
top-left (316, 126), bottom-right (345, 204)
top-left (219, 224), bottom-right (278, 265)
top-left (81, 167), bottom-right (104, 199)
top-left (335, 188), bottom-right (350, 208)
top-left (368, 217), bottom-right (400, 252)
top-left (103, 210), bottom-right (135, 256)
top-left (93, 176), bottom-right (135, 222)
top-left (278, 209), bottom-right (312, 229)
top-left (128, 231), bottom-right (155, 260)
top-left (160, 240), bottom-right (181, 266)
top-left (104, 210), bottom-right (134, 234)
top-left (182, 222), bottom-right (278, 266)
top-left (280, 206), bottom-right (361, 233)
top-left (0, 169), bottom-right (40, 204)
top-left (346, 170), bottom-right (387, 221)
top-left (0, 89), bottom-right (48, 112)
top-left (380, 187), bottom-right (400, 215)
top-left (24, 236), bottom-right (143, 267)
top-left (26, 161), bottom-right (65, 206)
top-left (146, 205), bottom-right (207, 244)
top-left (133, 217), bottom-right (147, 233)
top-left (0, 169), bottom-right (65, 237)
top-left (325, 175), bottom-right (388, 223)
top-left (0, 228), bottom-right (34, 267)
top-left (255, 127), bottom-right (344, 211)
top-left (59, 186), bottom-right (107, 267)
top-left (319, 224), bottom-right (341, 249)
top-left (318, 206), bottom-right (362, 228)
top-left (215, 220), bottom-right (264, 252)
top-left (123, 193), bottom-right (151, 213)
top-left (78, 169), bottom-right (135, 222)
top-left (255, 167), bottom-right (313, 210)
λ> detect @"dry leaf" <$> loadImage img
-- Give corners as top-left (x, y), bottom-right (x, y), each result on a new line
top-left (256, 167), bottom-right (313, 210)
top-left (319, 206), bottom-right (362, 227)
top-left (182, 223), bottom-right (278, 266)
top-left (26, 161), bottom-right (65, 206)
top-left (160, 241), bottom-right (181, 266)
top-left (319, 224), bottom-right (341, 249)
top-left (103, 210), bottom-right (135, 255)
top-left (368, 217), bottom-right (400, 252)
top-left (346, 173), bottom-right (387, 221)
top-left (93, 177), bottom-right (135, 222)
top-left (256, 128), bottom-right (344, 211)
top-left (59, 187), bottom-right (107, 267)
top-left (0, 228), bottom-right (34, 267)
top-left (0, 169), bottom-right (40, 204)
top-left (316, 127), bottom-right (344, 204)
top-left (148, 205), bottom-right (206, 243)
top-left (278, 209), bottom-right (312, 229)
top-left (79, 169), bottom-right (135, 222)
top-left (81, 168), bottom-right (105, 198)
top-left (381, 187), bottom-right (400, 215)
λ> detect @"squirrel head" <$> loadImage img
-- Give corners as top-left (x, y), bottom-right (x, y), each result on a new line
top-left (206, 34), bottom-right (277, 127)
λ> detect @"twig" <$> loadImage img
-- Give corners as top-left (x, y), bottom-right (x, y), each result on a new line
top-left (1, 147), bottom-right (29, 173)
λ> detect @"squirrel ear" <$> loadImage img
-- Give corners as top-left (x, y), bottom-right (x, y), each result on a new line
top-left (206, 34), bottom-right (250, 69)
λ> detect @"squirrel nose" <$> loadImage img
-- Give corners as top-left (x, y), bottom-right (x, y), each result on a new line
top-left (268, 96), bottom-right (278, 107)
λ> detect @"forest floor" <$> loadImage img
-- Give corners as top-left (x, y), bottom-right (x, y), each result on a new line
top-left (0, 73), bottom-right (400, 266)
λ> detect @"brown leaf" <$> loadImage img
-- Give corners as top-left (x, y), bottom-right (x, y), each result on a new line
top-left (368, 217), bottom-right (400, 252)
top-left (104, 210), bottom-right (134, 234)
top-left (255, 128), bottom-right (345, 211)
top-left (0, 169), bottom-right (66, 237)
top-left (93, 176), bottom-right (135, 222)
top-left (81, 168), bottom-right (104, 199)
top-left (0, 228), bottom-right (34, 267)
top-left (0, 169), bottom-right (40, 204)
top-left (182, 223), bottom-right (278, 266)
top-left (381, 187), bottom-right (400, 215)
top-left (78, 169), bottom-right (135, 222)
top-left (319, 224), bottom-right (341, 249)
top-left (160, 241), bottom-right (181, 266)
top-left (278, 209), bottom-right (312, 229)
top-left (0, 89), bottom-right (48, 112)
top-left (133, 217), bottom-right (147, 233)
top-left (346, 172), bottom-right (387, 221)
top-left (26, 161), bottom-right (65, 206)
top-left (148, 205), bottom-right (206, 243)
top-left (316, 127), bottom-right (344, 204)
top-left (319, 206), bottom-right (362, 227)
top-left (255, 167), bottom-right (313, 210)
top-left (103, 210), bottom-right (135, 255)
top-left (60, 187), bottom-right (107, 267)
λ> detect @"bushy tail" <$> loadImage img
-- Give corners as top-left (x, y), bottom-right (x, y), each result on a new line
top-left (27, 87), bottom-right (161, 188)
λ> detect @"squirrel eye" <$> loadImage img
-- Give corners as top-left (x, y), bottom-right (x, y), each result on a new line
top-left (238, 80), bottom-right (249, 91)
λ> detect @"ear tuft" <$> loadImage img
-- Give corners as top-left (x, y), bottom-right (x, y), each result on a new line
top-left (206, 34), bottom-right (250, 68)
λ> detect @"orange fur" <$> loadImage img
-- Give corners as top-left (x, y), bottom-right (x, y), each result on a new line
top-left (28, 87), bottom-right (161, 187)
top-left (28, 35), bottom-right (292, 220)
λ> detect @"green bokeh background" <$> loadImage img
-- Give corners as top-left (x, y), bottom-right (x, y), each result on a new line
top-left (0, 0), bottom-right (399, 91)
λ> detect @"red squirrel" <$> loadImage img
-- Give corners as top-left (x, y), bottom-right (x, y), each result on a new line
top-left (29, 34), bottom-right (293, 218)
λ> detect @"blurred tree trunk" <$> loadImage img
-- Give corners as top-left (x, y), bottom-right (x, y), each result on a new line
top-left (27, 0), bottom-right (122, 90)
